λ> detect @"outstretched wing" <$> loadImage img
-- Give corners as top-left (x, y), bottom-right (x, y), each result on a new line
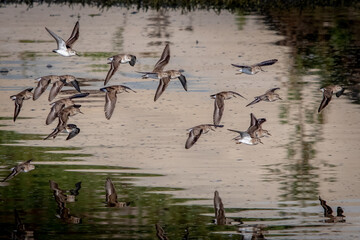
top-left (154, 77), bottom-right (170, 102)
top-left (105, 178), bottom-right (118, 204)
top-left (153, 44), bottom-right (170, 72)
top-left (213, 96), bottom-right (225, 125)
top-left (104, 91), bottom-right (117, 120)
top-left (45, 27), bottom-right (67, 51)
top-left (66, 126), bottom-right (80, 140)
top-left (318, 89), bottom-right (333, 113)
top-left (65, 21), bottom-right (79, 48)
top-left (13, 97), bottom-right (24, 122)
top-left (33, 79), bottom-right (51, 100)
top-left (178, 75), bottom-right (187, 91)
top-left (104, 60), bottom-right (119, 86)
top-left (256, 59), bottom-right (278, 67)
top-left (185, 128), bottom-right (203, 149)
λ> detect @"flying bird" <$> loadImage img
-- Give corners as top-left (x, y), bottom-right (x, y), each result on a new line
top-left (45, 21), bottom-right (80, 57)
top-left (100, 85), bottom-right (136, 120)
top-left (1, 159), bottom-right (35, 182)
top-left (105, 177), bottom-right (129, 207)
top-left (318, 85), bottom-right (344, 113)
top-left (138, 43), bottom-right (187, 101)
top-left (247, 113), bottom-right (270, 138)
top-left (231, 59), bottom-right (278, 75)
top-left (210, 91), bottom-right (246, 125)
top-left (48, 75), bottom-right (81, 102)
top-left (246, 88), bottom-right (282, 107)
top-left (33, 75), bottom-right (60, 100)
top-left (10, 88), bottom-right (33, 122)
top-left (104, 54), bottom-right (137, 85)
top-left (185, 124), bottom-right (223, 149)
top-left (46, 93), bottom-right (89, 125)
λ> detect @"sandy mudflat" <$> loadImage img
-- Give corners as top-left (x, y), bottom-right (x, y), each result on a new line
top-left (0, 3), bottom-right (359, 214)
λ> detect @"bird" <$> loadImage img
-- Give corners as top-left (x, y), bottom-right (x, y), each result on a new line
top-left (44, 105), bottom-right (83, 140)
top-left (185, 124), bottom-right (223, 149)
top-left (12, 210), bottom-right (34, 239)
top-left (100, 85), bottom-right (136, 120)
top-left (246, 88), bottom-right (282, 107)
top-left (105, 177), bottom-right (129, 207)
top-left (155, 224), bottom-right (169, 240)
top-left (48, 75), bottom-right (81, 102)
top-left (214, 191), bottom-right (242, 225)
top-left (49, 180), bottom-right (82, 203)
top-left (1, 159), bottom-right (35, 182)
top-left (231, 59), bottom-right (278, 75)
top-left (210, 91), bottom-right (246, 125)
top-left (33, 75), bottom-right (60, 100)
top-left (46, 93), bottom-right (89, 125)
top-left (104, 54), bottom-right (137, 85)
top-left (45, 21), bottom-right (79, 57)
top-left (10, 88), bottom-right (33, 122)
top-left (319, 196), bottom-right (345, 222)
top-left (227, 129), bottom-right (263, 145)
top-left (248, 113), bottom-right (270, 138)
top-left (137, 43), bottom-right (187, 101)
top-left (65, 124), bottom-right (80, 140)
top-left (318, 85), bottom-right (344, 113)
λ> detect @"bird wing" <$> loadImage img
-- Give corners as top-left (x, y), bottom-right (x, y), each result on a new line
top-left (319, 196), bottom-right (333, 217)
top-left (185, 127), bottom-right (203, 149)
top-left (65, 21), bottom-right (79, 48)
top-left (178, 75), bottom-right (187, 91)
top-left (256, 59), bottom-right (278, 67)
top-left (45, 27), bottom-right (67, 51)
top-left (231, 63), bottom-right (250, 68)
top-left (104, 90), bottom-right (117, 120)
top-left (13, 97), bottom-right (24, 122)
top-left (153, 44), bottom-right (170, 72)
top-left (1, 167), bottom-right (19, 182)
top-left (318, 89), bottom-right (333, 113)
top-left (104, 59), bottom-right (120, 86)
top-left (46, 102), bottom-right (65, 125)
top-left (154, 77), bottom-right (170, 101)
top-left (33, 79), bottom-right (51, 100)
top-left (105, 178), bottom-right (118, 204)
top-left (266, 87), bottom-right (280, 94)
top-left (66, 126), bottom-right (80, 140)
top-left (213, 96), bottom-right (225, 125)
top-left (155, 224), bottom-right (169, 240)
top-left (48, 81), bottom-right (65, 102)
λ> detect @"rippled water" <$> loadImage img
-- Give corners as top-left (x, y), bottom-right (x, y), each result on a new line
top-left (0, 3), bottom-right (360, 240)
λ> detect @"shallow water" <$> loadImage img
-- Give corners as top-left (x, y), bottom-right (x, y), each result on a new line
top-left (0, 4), bottom-right (360, 240)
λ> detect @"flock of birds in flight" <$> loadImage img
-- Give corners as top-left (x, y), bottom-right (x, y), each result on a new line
top-left (5, 20), bottom-right (347, 238)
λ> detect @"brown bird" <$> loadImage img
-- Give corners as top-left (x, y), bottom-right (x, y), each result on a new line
top-left (155, 224), bottom-right (169, 240)
top-left (33, 75), bottom-right (60, 100)
top-left (1, 159), bottom-right (35, 182)
top-left (185, 124), bottom-right (223, 149)
top-left (100, 85), bottom-right (136, 120)
top-left (46, 93), bottom-right (89, 125)
top-left (231, 59), bottom-right (278, 75)
top-left (49, 180), bottom-right (82, 203)
top-left (45, 21), bottom-right (79, 57)
top-left (318, 85), bottom-right (344, 113)
top-left (104, 54), bottom-right (137, 85)
top-left (138, 44), bottom-right (187, 101)
top-left (44, 105), bottom-right (83, 140)
top-left (10, 88), bottom-right (33, 122)
top-left (214, 191), bottom-right (242, 225)
top-left (105, 177), bottom-right (129, 207)
top-left (319, 196), bottom-right (345, 222)
top-left (247, 113), bottom-right (270, 138)
top-left (210, 91), bottom-right (246, 125)
top-left (48, 75), bottom-right (81, 102)
top-left (246, 88), bottom-right (282, 107)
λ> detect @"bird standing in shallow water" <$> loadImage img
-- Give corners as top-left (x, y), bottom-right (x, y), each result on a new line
top-left (210, 91), bottom-right (246, 125)
top-left (45, 21), bottom-right (80, 57)
top-left (246, 88), bottom-right (282, 107)
top-left (100, 85), bottom-right (136, 120)
top-left (104, 54), bottom-right (137, 85)
top-left (231, 59), bottom-right (278, 75)
top-left (10, 88), bottom-right (33, 122)
top-left (318, 85), bottom-right (344, 113)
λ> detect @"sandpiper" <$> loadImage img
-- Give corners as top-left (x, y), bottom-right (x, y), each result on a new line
top-left (227, 129), bottom-right (263, 145)
top-left (10, 88), bottom-right (33, 122)
top-left (231, 59), bottom-right (278, 75)
top-left (155, 224), bottom-right (169, 240)
top-left (319, 196), bottom-right (345, 222)
top-left (33, 75), bottom-right (60, 100)
top-left (104, 54), bottom-right (137, 85)
top-left (100, 85), bottom-right (136, 120)
top-left (210, 91), bottom-right (246, 125)
top-left (185, 124), bottom-right (223, 149)
top-left (137, 43), bottom-right (187, 101)
top-left (44, 105), bottom-right (83, 140)
top-left (64, 124), bottom-right (80, 140)
top-left (48, 75), bottom-right (81, 102)
top-left (248, 113), bottom-right (270, 138)
top-left (49, 180), bottom-right (82, 203)
top-left (1, 159), bottom-right (35, 182)
top-left (45, 21), bottom-right (79, 57)
top-left (105, 177), bottom-right (130, 207)
top-left (246, 88), bottom-right (282, 107)
top-left (318, 85), bottom-right (344, 113)
top-left (214, 191), bottom-right (242, 225)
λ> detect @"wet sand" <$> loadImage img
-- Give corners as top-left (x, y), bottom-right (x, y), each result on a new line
top-left (1, 4), bottom-right (360, 232)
